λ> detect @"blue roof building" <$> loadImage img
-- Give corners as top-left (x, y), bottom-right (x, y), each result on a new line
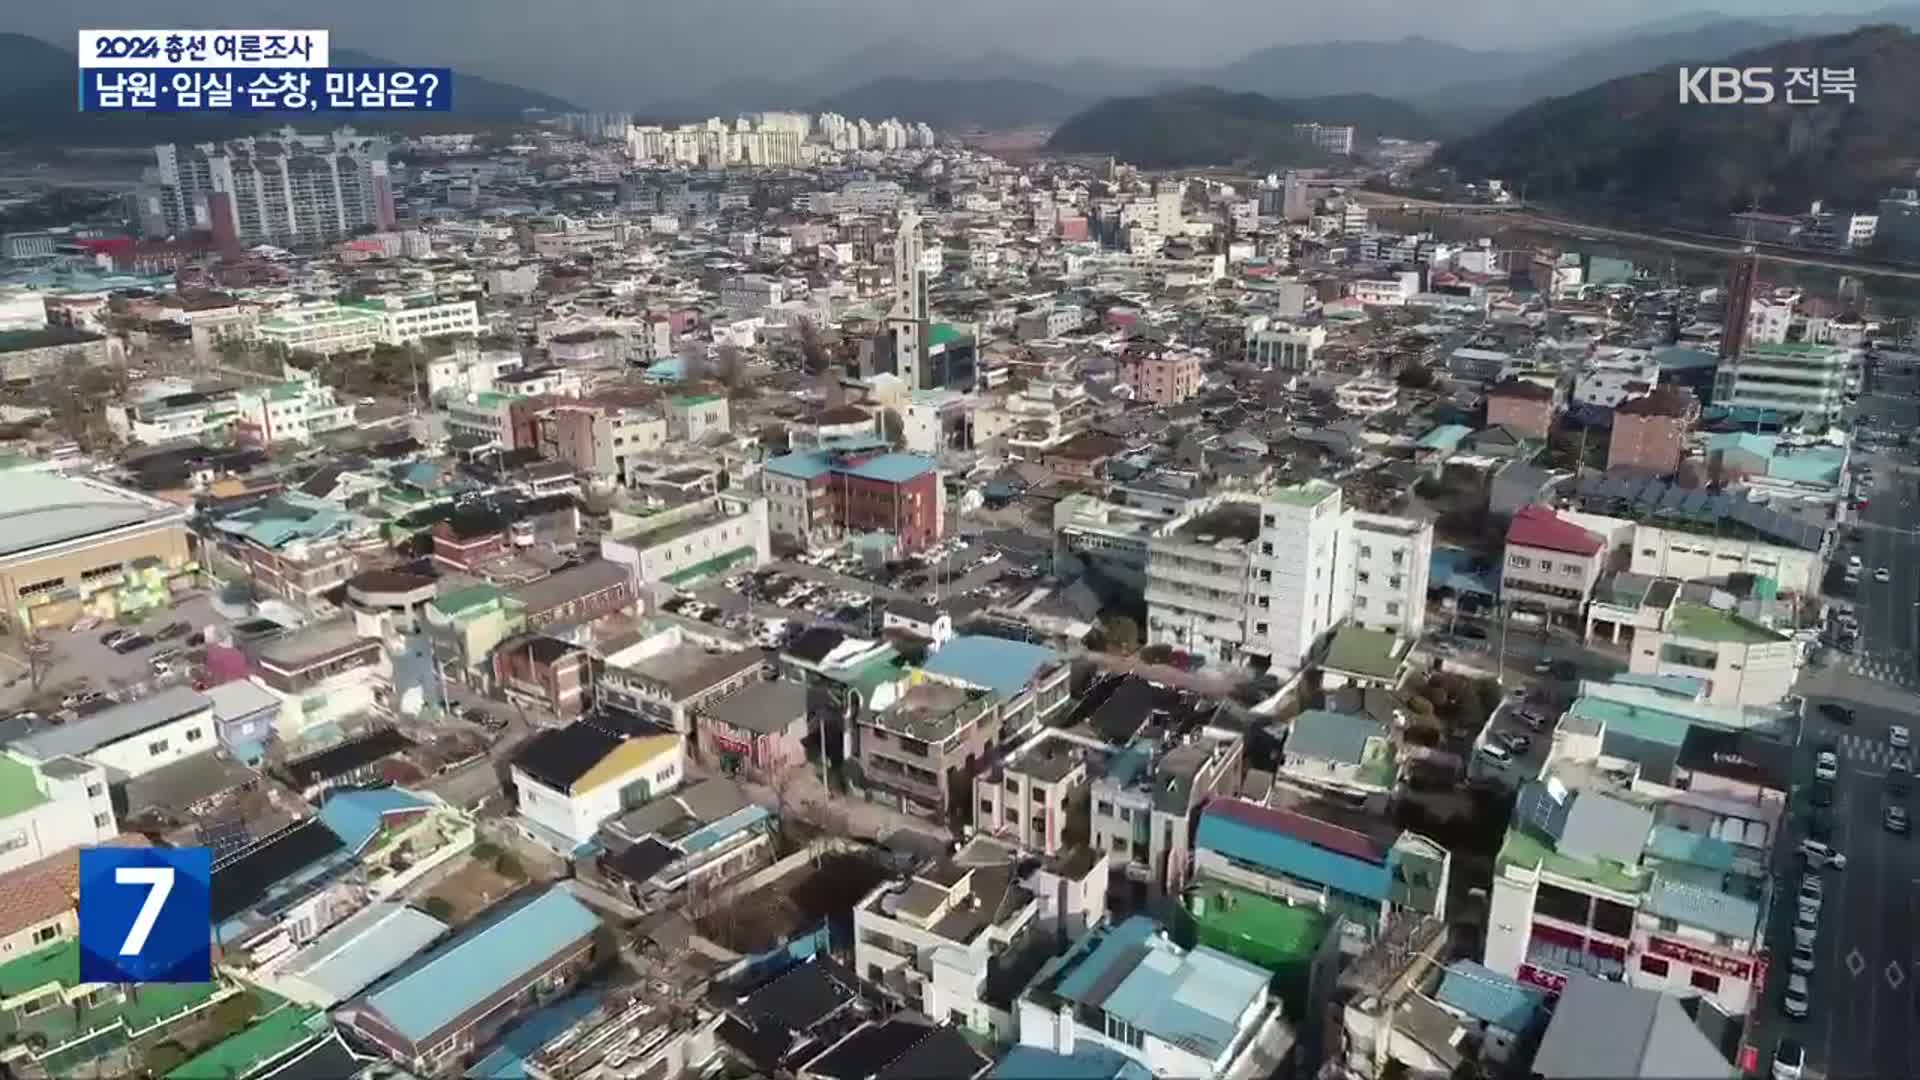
top-left (1195, 799), bottom-right (1397, 916)
top-left (1026, 916), bottom-right (1289, 1077)
top-left (1435, 960), bottom-right (1548, 1033)
top-left (338, 887), bottom-right (601, 1071)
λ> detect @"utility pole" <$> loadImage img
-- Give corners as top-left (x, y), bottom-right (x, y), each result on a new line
top-left (1497, 601), bottom-right (1511, 684)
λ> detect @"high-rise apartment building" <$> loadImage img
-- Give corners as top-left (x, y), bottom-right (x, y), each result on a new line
top-left (153, 127), bottom-right (392, 248)
top-left (1294, 123), bottom-right (1356, 155)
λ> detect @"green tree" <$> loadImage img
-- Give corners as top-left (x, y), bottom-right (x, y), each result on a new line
top-left (494, 852), bottom-right (525, 879)
top-left (421, 895), bottom-right (455, 921)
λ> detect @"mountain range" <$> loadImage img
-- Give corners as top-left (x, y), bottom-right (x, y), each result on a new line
top-left (0, 33), bottom-right (574, 144)
top-left (1432, 25), bottom-right (1920, 219)
top-left (1046, 88), bottom-right (1437, 167)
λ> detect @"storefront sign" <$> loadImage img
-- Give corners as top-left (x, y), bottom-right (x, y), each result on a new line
top-left (1517, 963), bottom-right (1568, 994)
top-left (1647, 935), bottom-right (1753, 979)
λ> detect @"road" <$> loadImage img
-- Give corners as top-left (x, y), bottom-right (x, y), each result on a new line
top-left (1843, 366), bottom-right (1920, 690)
top-left (1757, 355), bottom-right (1920, 1080)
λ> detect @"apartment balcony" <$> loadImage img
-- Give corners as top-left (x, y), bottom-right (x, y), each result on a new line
top-left (1146, 585), bottom-right (1247, 624)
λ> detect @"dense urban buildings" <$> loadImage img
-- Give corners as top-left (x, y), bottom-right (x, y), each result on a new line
top-left (0, 51), bottom-right (1903, 1080)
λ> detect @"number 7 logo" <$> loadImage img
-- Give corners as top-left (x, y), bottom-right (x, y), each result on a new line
top-left (115, 866), bottom-right (174, 956)
top-left (79, 847), bottom-right (212, 984)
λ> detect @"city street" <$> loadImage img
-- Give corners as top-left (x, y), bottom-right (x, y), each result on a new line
top-left (1844, 368), bottom-right (1920, 689)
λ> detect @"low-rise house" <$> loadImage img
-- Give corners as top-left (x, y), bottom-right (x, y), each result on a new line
top-left (423, 583), bottom-right (526, 685)
top-left (1529, 977), bottom-right (1737, 1079)
top-left (250, 620), bottom-right (385, 740)
top-left (1016, 915), bottom-right (1293, 1079)
top-left (8, 686), bottom-right (214, 783)
top-left (1628, 603), bottom-right (1799, 708)
top-left (493, 636), bottom-right (591, 718)
top-left (511, 723), bottom-right (683, 854)
top-left (1193, 798), bottom-right (1449, 946)
top-left (695, 679), bottom-right (809, 780)
top-left (1280, 709), bottom-right (1398, 796)
top-left (598, 778), bottom-right (776, 908)
top-left (852, 846), bottom-right (1043, 1040)
top-left (598, 623), bottom-right (767, 734)
top-left (335, 887), bottom-right (602, 1074)
top-left (1503, 505), bottom-right (1608, 623)
top-left (1089, 725), bottom-right (1244, 912)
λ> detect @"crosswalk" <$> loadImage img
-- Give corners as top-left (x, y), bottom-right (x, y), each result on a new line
top-left (1846, 655), bottom-right (1917, 688)
top-left (1832, 731), bottom-right (1905, 767)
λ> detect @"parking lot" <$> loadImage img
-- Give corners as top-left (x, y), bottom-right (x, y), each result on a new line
top-left (0, 593), bottom-right (221, 715)
top-left (678, 538), bottom-right (1021, 646)
top-left (1468, 687), bottom-right (1560, 787)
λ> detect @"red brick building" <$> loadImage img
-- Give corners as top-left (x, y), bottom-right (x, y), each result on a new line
top-left (507, 559), bottom-right (634, 631)
top-left (1486, 379), bottom-right (1557, 440)
top-left (493, 636), bottom-right (590, 717)
top-left (764, 448), bottom-right (943, 553)
top-left (431, 520), bottom-right (509, 572)
top-left (1608, 386), bottom-right (1699, 474)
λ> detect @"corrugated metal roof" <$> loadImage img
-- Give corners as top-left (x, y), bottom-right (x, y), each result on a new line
top-left (1644, 875), bottom-right (1760, 940)
top-left (920, 636), bottom-right (1059, 699)
top-left (318, 787), bottom-right (433, 853)
top-left (1435, 960), bottom-right (1547, 1032)
top-left (1197, 806), bottom-right (1393, 902)
top-left (361, 887), bottom-right (599, 1044)
top-left (11, 686), bottom-right (210, 761)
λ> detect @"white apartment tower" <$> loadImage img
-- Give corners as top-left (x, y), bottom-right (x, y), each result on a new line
top-left (889, 208), bottom-right (929, 390)
top-left (1257, 480), bottom-right (1348, 673)
top-left (154, 127), bottom-right (393, 246)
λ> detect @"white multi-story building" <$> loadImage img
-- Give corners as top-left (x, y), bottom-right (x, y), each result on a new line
top-left (1296, 122), bottom-right (1357, 155)
top-left (600, 494), bottom-right (772, 592)
top-left (236, 380), bottom-right (357, 445)
top-left (1573, 348), bottom-right (1661, 409)
top-left (1244, 318), bottom-right (1326, 372)
top-left (853, 854), bottom-right (1041, 1038)
top-left (1345, 512), bottom-right (1434, 639)
top-left (0, 751), bottom-right (115, 876)
top-left (1351, 272), bottom-right (1418, 306)
top-left (257, 301), bottom-right (381, 355)
top-left (1713, 341), bottom-right (1858, 427)
top-left (347, 295), bottom-right (482, 346)
top-left (1745, 294), bottom-right (1795, 346)
top-left (427, 346), bottom-right (523, 398)
top-left (1145, 480), bottom-right (1349, 674)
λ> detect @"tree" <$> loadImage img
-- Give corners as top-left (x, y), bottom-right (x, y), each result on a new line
top-left (421, 895), bottom-right (455, 921)
top-left (714, 344), bottom-right (754, 393)
top-left (877, 408), bottom-right (905, 446)
top-left (493, 852), bottom-right (525, 879)
top-left (1395, 362), bottom-right (1435, 389)
top-left (207, 990), bottom-right (261, 1035)
top-left (797, 317), bottom-right (831, 376)
top-left (1099, 615), bottom-right (1141, 655)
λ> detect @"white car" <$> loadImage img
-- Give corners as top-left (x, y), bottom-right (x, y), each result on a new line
top-left (1876, 567), bottom-right (1892, 583)
top-left (1797, 877), bottom-right (1824, 914)
top-left (1893, 725), bottom-right (1911, 750)
top-left (1815, 751), bottom-right (1839, 782)
top-left (1478, 743), bottom-right (1513, 767)
top-left (1801, 840), bottom-right (1847, 870)
top-left (1783, 974), bottom-right (1811, 1019)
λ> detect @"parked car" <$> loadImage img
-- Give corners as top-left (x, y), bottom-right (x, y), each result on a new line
top-left (111, 634), bottom-right (153, 654)
top-left (1783, 975), bottom-right (1811, 1020)
top-left (1774, 1038), bottom-right (1806, 1080)
top-left (1893, 724), bottom-right (1912, 750)
top-left (1801, 840), bottom-right (1847, 870)
top-left (1790, 943), bottom-right (1816, 976)
top-left (156, 620), bottom-right (192, 640)
top-left (1816, 751), bottom-right (1839, 782)
top-left (1811, 779), bottom-right (1835, 808)
top-left (1887, 805), bottom-right (1910, 834)
top-left (1792, 907), bottom-right (1819, 948)
top-left (1477, 742), bottom-right (1513, 767)
top-left (1499, 732), bottom-right (1533, 755)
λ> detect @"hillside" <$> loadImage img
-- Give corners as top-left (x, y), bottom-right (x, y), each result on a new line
top-left (0, 33), bottom-right (574, 144)
top-left (1431, 25), bottom-right (1920, 221)
top-left (1424, 19), bottom-right (1807, 112)
top-left (1046, 87), bottom-right (1435, 168)
top-left (1213, 36), bottom-right (1535, 100)
top-left (811, 77), bottom-right (1084, 130)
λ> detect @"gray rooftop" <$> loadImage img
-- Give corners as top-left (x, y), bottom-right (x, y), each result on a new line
top-left (702, 680), bottom-right (807, 735)
top-left (1557, 792), bottom-right (1654, 866)
top-left (0, 472), bottom-right (184, 559)
top-left (1287, 709), bottom-right (1388, 766)
top-left (1532, 977), bottom-right (1735, 1079)
top-left (10, 686), bottom-right (210, 761)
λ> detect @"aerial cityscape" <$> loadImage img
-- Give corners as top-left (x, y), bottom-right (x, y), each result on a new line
top-left (2, 3), bottom-right (1920, 1079)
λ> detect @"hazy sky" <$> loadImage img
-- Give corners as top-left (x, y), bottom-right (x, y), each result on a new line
top-left (8, 0), bottom-right (1907, 106)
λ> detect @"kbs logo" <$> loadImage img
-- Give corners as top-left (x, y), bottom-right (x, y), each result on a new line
top-left (1679, 66), bottom-right (1857, 105)
top-left (78, 847), bottom-right (212, 984)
